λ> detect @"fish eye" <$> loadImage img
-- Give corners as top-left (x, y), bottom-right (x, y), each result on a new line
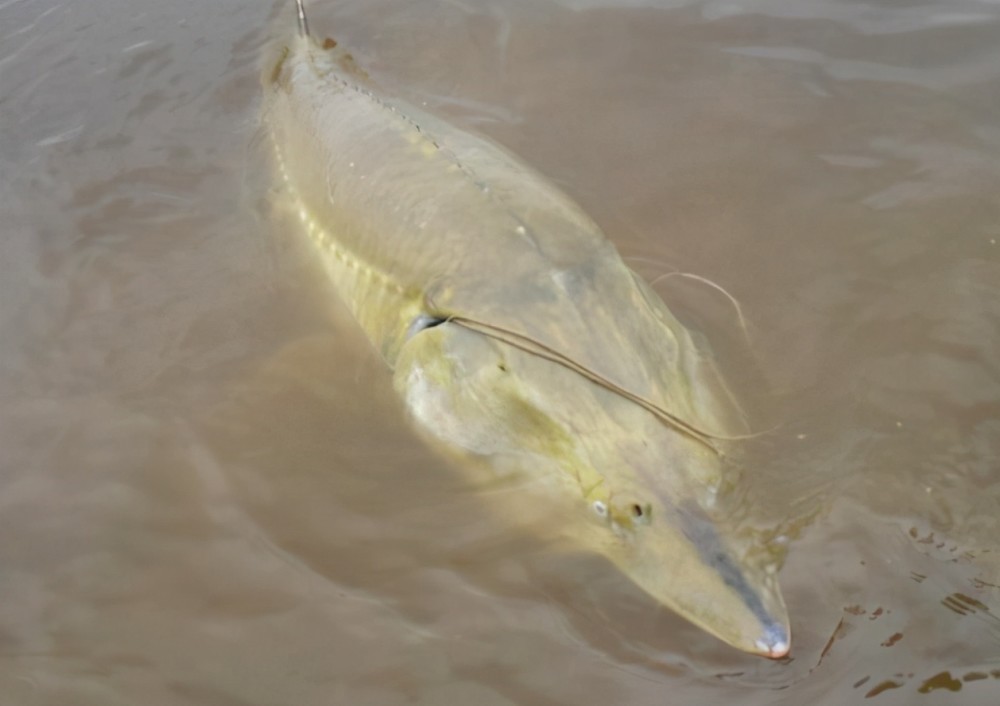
top-left (592, 500), bottom-right (608, 518)
top-left (406, 314), bottom-right (447, 339)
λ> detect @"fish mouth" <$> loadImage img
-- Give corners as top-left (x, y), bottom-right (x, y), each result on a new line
top-left (754, 623), bottom-right (791, 659)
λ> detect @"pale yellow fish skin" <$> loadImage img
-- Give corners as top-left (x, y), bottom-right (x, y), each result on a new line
top-left (261, 23), bottom-right (790, 657)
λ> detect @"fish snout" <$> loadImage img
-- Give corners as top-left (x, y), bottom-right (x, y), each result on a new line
top-left (615, 499), bottom-right (791, 657)
top-left (755, 622), bottom-right (791, 659)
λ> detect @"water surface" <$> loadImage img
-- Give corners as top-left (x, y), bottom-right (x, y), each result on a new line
top-left (1, 0), bottom-right (999, 703)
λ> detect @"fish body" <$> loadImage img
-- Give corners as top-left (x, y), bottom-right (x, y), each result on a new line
top-left (262, 2), bottom-right (790, 657)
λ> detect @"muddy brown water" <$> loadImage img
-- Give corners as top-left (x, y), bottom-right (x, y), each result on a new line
top-left (2, 0), bottom-right (999, 703)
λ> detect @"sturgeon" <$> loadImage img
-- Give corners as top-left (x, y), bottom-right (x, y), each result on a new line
top-left (262, 0), bottom-right (790, 657)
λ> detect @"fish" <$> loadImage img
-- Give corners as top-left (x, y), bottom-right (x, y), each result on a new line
top-left (261, 0), bottom-right (790, 657)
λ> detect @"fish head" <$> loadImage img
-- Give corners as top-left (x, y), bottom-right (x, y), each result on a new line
top-left (393, 316), bottom-right (789, 658)
top-left (566, 397), bottom-right (791, 659)
top-left (587, 476), bottom-right (791, 659)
